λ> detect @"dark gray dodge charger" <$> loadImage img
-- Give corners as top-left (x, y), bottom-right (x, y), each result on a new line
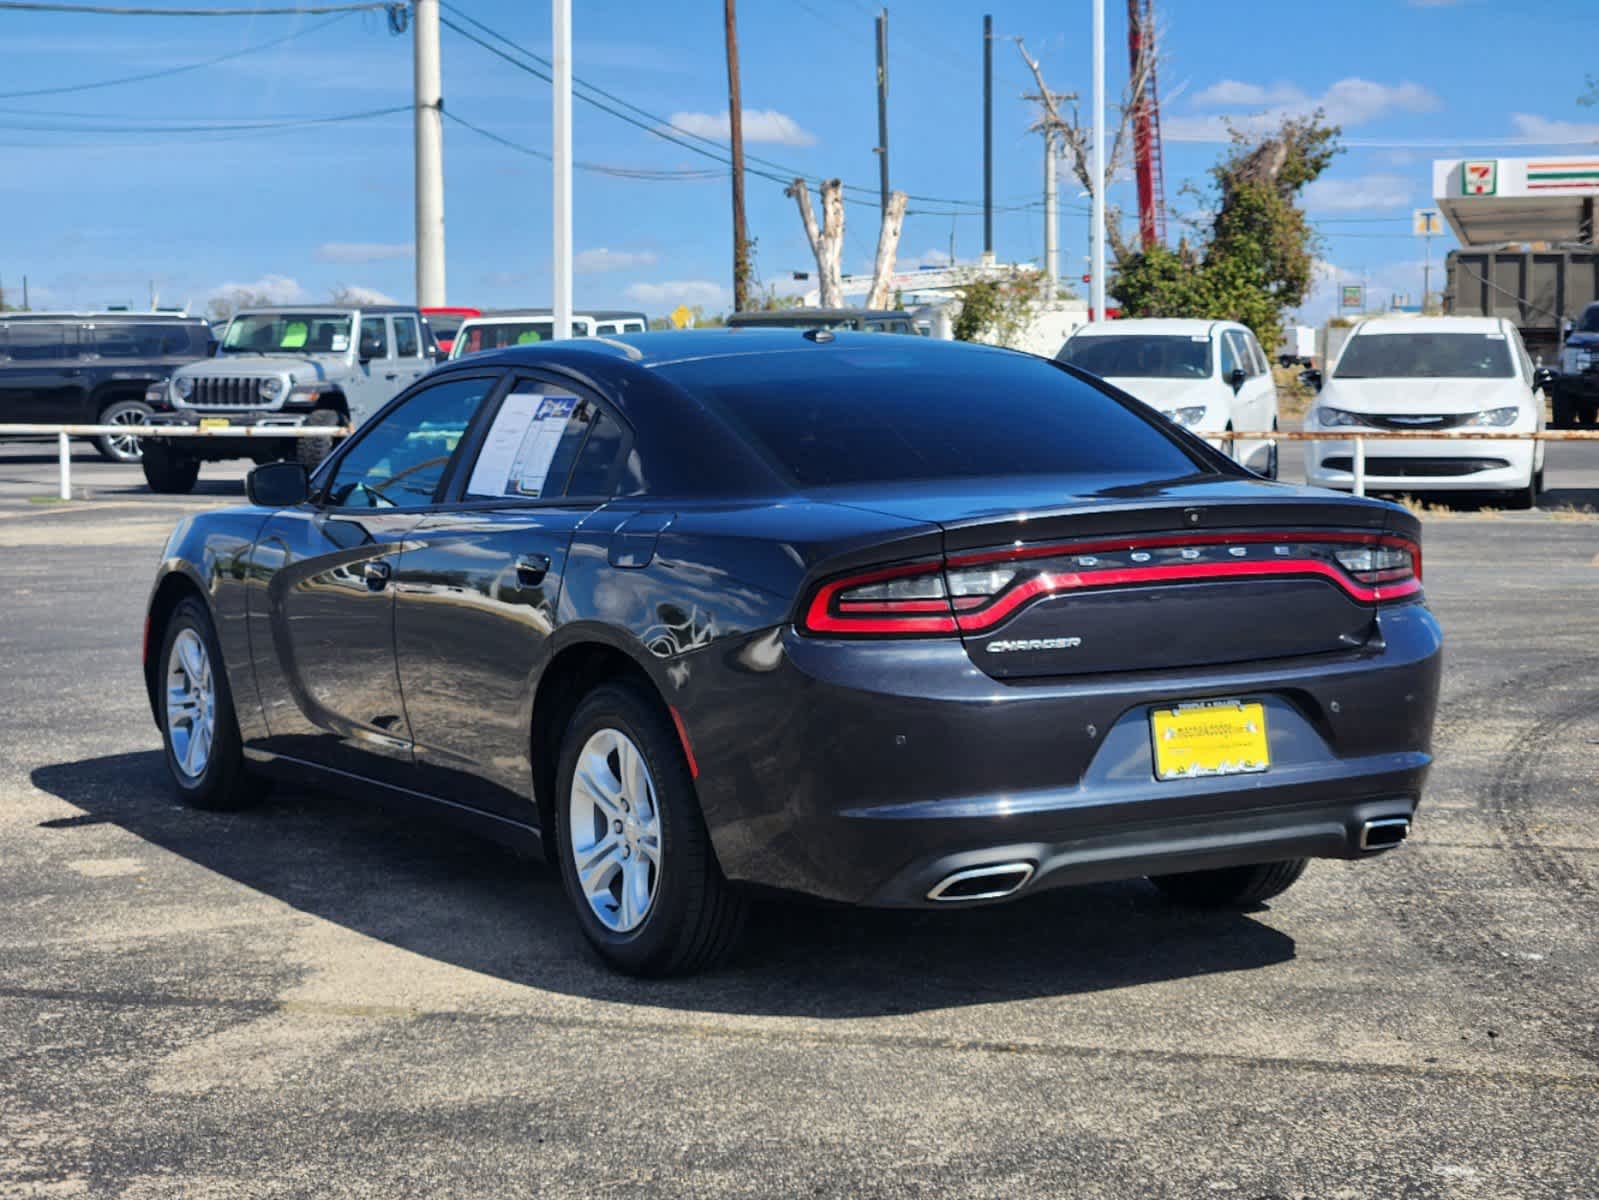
top-left (143, 330), bottom-right (1442, 975)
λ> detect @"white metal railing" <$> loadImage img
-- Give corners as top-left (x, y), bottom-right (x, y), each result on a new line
top-left (0, 423), bottom-right (350, 501)
top-left (2, 423), bottom-right (1597, 502)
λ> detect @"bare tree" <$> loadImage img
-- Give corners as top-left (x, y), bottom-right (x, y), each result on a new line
top-left (1013, 34), bottom-right (1158, 267)
top-left (865, 190), bottom-right (909, 309)
top-left (786, 178), bottom-right (845, 307)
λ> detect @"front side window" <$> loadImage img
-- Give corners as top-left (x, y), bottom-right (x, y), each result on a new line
top-left (1058, 334), bottom-right (1212, 380)
top-left (323, 375), bottom-right (494, 508)
top-left (1335, 332), bottom-right (1515, 379)
top-left (222, 314), bottom-right (351, 355)
top-left (1577, 305), bottom-right (1599, 334)
top-left (463, 381), bottom-right (620, 501)
top-left (1220, 331), bottom-right (1247, 377)
top-left (3, 323), bottom-right (77, 361)
top-left (359, 317), bottom-right (389, 360)
top-left (392, 316), bottom-right (421, 358)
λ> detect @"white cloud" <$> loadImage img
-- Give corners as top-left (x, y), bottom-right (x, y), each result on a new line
top-left (667, 108), bottom-right (816, 146)
top-left (1509, 113), bottom-right (1599, 144)
top-left (315, 242), bottom-right (411, 264)
top-left (1169, 78), bottom-right (1441, 143)
top-left (1303, 173), bottom-right (1415, 212)
top-left (574, 247), bottom-right (659, 274)
top-left (209, 274), bottom-right (306, 305)
top-left (332, 285), bottom-right (399, 305)
top-left (624, 279), bottom-right (730, 310)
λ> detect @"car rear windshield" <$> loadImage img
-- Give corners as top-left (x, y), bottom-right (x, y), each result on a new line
top-left (670, 346), bottom-right (1205, 487)
top-left (1057, 334), bottom-right (1212, 379)
top-left (1335, 332), bottom-right (1514, 379)
top-left (223, 314), bottom-right (352, 355)
top-left (427, 312), bottom-right (468, 339)
top-left (452, 321), bottom-right (556, 357)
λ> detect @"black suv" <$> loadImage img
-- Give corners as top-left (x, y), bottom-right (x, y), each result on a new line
top-left (0, 313), bottom-right (213, 462)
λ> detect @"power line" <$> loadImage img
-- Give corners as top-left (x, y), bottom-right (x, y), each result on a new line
top-left (0, 12), bottom-right (351, 99)
top-left (0, 103), bottom-right (406, 135)
top-left (0, 0), bottom-right (388, 13)
top-left (442, 110), bottom-right (726, 181)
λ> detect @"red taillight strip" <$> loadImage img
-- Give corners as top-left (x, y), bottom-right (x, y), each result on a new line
top-left (947, 530), bottom-right (1422, 581)
top-left (802, 560), bottom-right (957, 635)
top-left (953, 558), bottom-right (1420, 632)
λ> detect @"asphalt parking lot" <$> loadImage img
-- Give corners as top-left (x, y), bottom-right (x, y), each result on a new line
top-left (2, 442), bottom-right (1596, 1198)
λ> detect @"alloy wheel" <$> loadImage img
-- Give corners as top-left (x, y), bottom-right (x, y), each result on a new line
top-left (567, 727), bottom-right (662, 932)
top-left (165, 628), bottom-right (216, 782)
top-left (106, 406), bottom-right (146, 461)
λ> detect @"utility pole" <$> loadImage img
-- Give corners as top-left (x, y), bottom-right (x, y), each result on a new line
top-left (875, 8), bottom-right (890, 217)
top-left (1090, 0), bottom-right (1106, 320)
top-left (552, 0), bottom-right (573, 339)
top-left (1043, 130), bottom-right (1058, 298)
top-left (982, 14), bottom-right (993, 264)
top-left (724, 0), bottom-right (750, 312)
top-left (412, 0), bottom-right (446, 308)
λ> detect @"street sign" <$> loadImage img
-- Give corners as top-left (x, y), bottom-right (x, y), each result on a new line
top-left (1462, 160), bottom-right (1498, 196)
top-left (669, 304), bottom-right (694, 329)
top-left (1412, 208), bottom-right (1443, 236)
top-left (1340, 284), bottom-right (1364, 309)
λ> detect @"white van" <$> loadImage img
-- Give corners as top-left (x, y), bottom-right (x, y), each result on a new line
top-left (1056, 318), bottom-right (1280, 477)
top-left (449, 309), bottom-right (649, 359)
top-left (1303, 316), bottom-right (1548, 508)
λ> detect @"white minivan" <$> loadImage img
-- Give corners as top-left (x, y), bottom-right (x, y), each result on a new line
top-left (1303, 316), bottom-right (1549, 508)
top-left (1056, 318), bottom-right (1280, 477)
top-left (449, 309), bottom-right (649, 359)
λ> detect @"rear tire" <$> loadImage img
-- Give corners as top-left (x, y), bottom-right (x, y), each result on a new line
top-left (94, 398), bottom-right (152, 463)
top-left (1550, 386), bottom-right (1573, 430)
top-left (157, 596), bottom-right (266, 811)
top-left (297, 407), bottom-right (344, 469)
top-left (1151, 858), bottom-right (1308, 908)
top-left (141, 442), bottom-right (201, 494)
top-left (555, 682), bottom-right (746, 976)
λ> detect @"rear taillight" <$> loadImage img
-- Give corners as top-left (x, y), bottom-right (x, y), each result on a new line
top-left (800, 532), bottom-right (1421, 638)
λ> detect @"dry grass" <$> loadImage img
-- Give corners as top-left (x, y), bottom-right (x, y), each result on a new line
top-left (1273, 364), bottom-right (1315, 420)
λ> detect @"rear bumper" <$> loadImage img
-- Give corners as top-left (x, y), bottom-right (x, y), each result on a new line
top-left (685, 603), bottom-right (1442, 907)
top-left (1304, 435), bottom-right (1536, 491)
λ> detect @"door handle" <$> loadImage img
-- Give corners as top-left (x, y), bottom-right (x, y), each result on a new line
top-left (364, 560), bottom-right (392, 591)
top-left (515, 554), bottom-right (551, 586)
top-left (384, 372), bottom-right (399, 381)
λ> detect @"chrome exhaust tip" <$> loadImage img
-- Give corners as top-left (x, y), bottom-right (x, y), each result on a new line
top-left (927, 862), bottom-right (1035, 902)
top-left (1360, 817), bottom-right (1411, 852)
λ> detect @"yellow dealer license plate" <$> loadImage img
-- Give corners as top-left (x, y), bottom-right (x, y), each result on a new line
top-left (198, 417), bottom-right (230, 430)
top-left (1151, 700), bottom-right (1270, 782)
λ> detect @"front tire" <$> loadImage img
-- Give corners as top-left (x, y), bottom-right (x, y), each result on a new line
top-left (555, 682), bottom-right (746, 976)
top-left (94, 398), bottom-right (153, 463)
top-left (141, 442), bottom-right (201, 494)
top-left (157, 596), bottom-right (265, 811)
top-left (1151, 858), bottom-right (1308, 908)
top-left (1504, 469), bottom-right (1538, 510)
top-left (296, 407), bottom-right (344, 469)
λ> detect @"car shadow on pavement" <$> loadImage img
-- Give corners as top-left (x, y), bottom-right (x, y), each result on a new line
top-left (32, 751), bottom-right (1297, 1017)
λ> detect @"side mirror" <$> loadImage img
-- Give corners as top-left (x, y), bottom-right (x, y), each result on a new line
top-left (1228, 367), bottom-right (1248, 392)
top-left (358, 336), bottom-right (385, 362)
top-left (246, 461), bottom-right (310, 508)
top-left (1299, 368), bottom-right (1323, 392)
top-left (1533, 366), bottom-right (1558, 392)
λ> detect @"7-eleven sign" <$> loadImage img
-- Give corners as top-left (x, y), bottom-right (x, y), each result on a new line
top-left (1462, 160), bottom-right (1498, 196)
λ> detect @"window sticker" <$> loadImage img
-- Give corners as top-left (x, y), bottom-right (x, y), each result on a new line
top-left (330, 334), bottom-right (350, 352)
top-left (467, 390), bottom-right (579, 498)
top-left (282, 322), bottom-right (308, 348)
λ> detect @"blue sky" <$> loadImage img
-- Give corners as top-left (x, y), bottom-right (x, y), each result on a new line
top-left (2, 0), bottom-right (1596, 320)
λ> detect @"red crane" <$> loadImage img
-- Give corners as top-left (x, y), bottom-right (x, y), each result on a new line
top-left (1126, 0), bottom-right (1166, 249)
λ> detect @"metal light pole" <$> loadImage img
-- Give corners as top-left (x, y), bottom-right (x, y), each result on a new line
top-left (552, 0), bottom-right (573, 340)
top-left (412, 0), bottom-right (446, 307)
top-left (1090, 0), bottom-right (1106, 320)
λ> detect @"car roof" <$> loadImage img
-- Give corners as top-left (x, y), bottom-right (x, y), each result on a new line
top-left (727, 308), bottom-right (912, 324)
top-left (466, 308), bottom-right (648, 321)
top-left (0, 311), bottom-right (204, 322)
top-left (230, 305), bottom-right (418, 316)
top-left (1069, 318), bottom-right (1228, 338)
top-left (1352, 316), bottom-right (1505, 335)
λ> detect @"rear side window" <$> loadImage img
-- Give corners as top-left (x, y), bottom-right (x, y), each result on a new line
top-left (392, 316), bottom-right (421, 358)
top-left (670, 347), bottom-right (1204, 488)
top-left (3, 323), bottom-right (77, 361)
